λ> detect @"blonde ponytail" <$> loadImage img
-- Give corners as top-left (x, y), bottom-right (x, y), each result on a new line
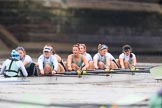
top-left (98, 44), bottom-right (102, 51)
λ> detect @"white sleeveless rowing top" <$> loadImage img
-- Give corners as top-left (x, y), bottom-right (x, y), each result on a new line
top-left (105, 52), bottom-right (115, 61)
top-left (93, 52), bottom-right (115, 63)
top-left (83, 52), bottom-right (92, 62)
top-left (20, 55), bottom-right (33, 68)
top-left (119, 53), bottom-right (136, 63)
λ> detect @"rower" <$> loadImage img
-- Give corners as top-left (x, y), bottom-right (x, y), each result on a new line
top-left (50, 44), bottom-right (66, 72)
top-left (79, 43), bottom-right (94, 70)
top-left (0, 50), bottom-right (28, 77)
top-left (16, 46), bottom-right (37, 76)
top-left (118, 44), bottom-right (137, 70)
top-left (93, 44), bottom-right (117, 70)
top-left (37, 45), bottom-right (58, 76)
top-left (66, 44), bottom-right (89, 71)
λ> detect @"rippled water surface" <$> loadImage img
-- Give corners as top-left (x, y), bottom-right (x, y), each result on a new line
top-left (0, 59), bottom-right (162, 108)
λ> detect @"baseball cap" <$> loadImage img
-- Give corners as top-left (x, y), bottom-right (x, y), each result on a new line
top-left (122, 45), bottom-right (132, 52)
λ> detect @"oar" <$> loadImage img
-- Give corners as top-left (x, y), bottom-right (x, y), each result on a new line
top-left (150, 65), bottom-right (162, 79)
top-left (59, 69), bottom-right (150, 76)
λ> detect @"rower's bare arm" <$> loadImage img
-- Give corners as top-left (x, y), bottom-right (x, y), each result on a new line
top-left (132, 56), bottom-right (137, 66)
top-left (23, 61), bottom-right (29, 67)
top-left (40, 70), bottom-right (44, 75)
top-left (67, 55), bottom-right (72, 71)
top-left (93, 58), bottom-right (98, 69)
top-left (55, 54), bottom-right (62, 62)
top-left (105, 57), bottom-right (111, 68)
top-left (51, 70), bottom-right (57, 75)
top-left (119, 57), bottom-right (125, 69)
top-left (82, 55), bottom-right (89, 70)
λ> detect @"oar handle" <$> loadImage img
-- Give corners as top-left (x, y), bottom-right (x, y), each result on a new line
top-left (62, 69), bottom-right (109, 75)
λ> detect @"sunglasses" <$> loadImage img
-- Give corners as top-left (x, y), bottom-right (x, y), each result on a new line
top-left (12, 55), bottom-right (19, 57)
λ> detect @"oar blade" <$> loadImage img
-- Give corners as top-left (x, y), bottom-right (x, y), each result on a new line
top-left (150, 66), bottom-right (162, 78)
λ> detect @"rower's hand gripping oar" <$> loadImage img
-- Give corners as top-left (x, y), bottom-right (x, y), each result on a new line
top-left (76, 69), bottom-right (82, 77)
top-left (105, 68), bottom-right (111, 76)
top-left (81, 68), bottom-right (110, 76)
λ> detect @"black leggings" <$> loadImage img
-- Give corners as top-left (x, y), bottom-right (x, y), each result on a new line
top-left (26, 63), bottom-right (38, 76)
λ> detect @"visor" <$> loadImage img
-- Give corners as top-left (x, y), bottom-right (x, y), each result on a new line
top-left (43, 47), bottom-right (51, 52)
top-left (101, 44), bottom-right (108, 50)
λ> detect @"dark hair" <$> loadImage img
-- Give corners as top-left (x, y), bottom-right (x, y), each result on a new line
top-left (122, 44), bottom-right (132, 52)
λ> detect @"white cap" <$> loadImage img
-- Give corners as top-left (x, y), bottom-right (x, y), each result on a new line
top-left (43, 46), bottom-right (51, 52)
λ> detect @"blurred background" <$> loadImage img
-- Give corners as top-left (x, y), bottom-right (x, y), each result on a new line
top-left (0, 0), bottom-right (162, 62)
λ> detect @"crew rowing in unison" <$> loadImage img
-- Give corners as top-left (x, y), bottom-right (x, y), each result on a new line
top-left (0, 43), bottom-right (143, 77)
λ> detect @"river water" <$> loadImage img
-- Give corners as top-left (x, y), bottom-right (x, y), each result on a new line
top-left (0, 60), bottom-right (162, 108)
